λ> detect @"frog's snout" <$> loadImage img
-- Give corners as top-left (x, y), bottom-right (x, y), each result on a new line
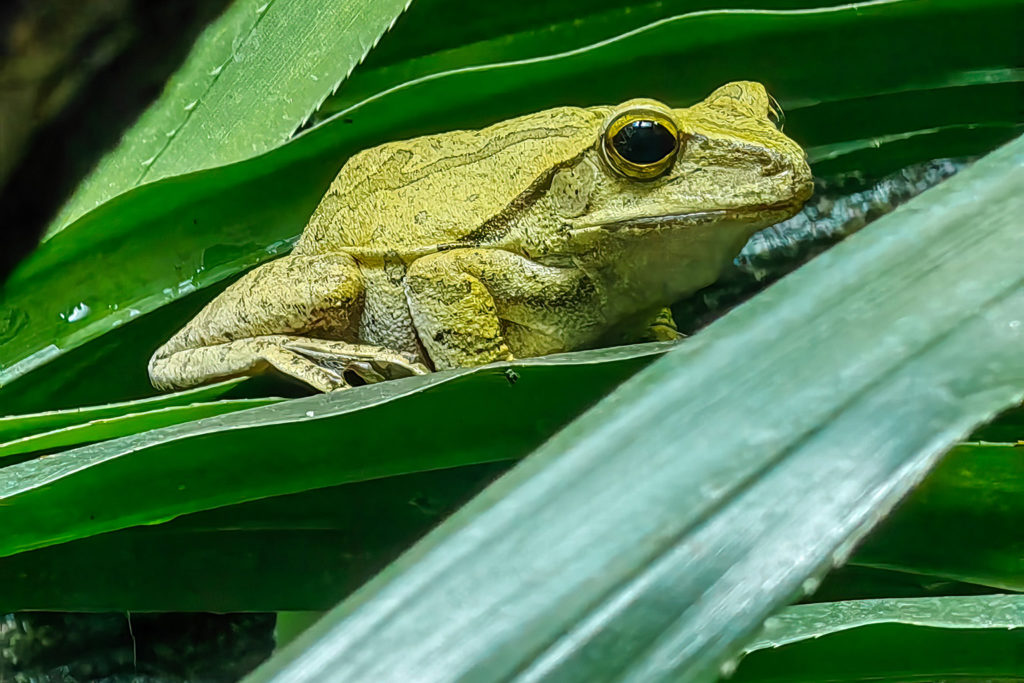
top-left (795, 175), bottom-right (814, 203)
top-left (763, 145), bottom-right (813, 204)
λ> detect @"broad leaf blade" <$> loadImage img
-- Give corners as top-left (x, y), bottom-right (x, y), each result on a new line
top-left (0, 345), bottom-right (664, 557)
top-left (733, 595), bottom-right (1024, 682)
top-left (317, 0), bottom-right (864, 122)
top-left (358, 0), bottom-right (838, 72)
top-left (745, 595), bottom-right (1024, 652)
top-left (48, 0), bottom-right (414, 235)
top-left (246, 137), bottom-right (1024, 682)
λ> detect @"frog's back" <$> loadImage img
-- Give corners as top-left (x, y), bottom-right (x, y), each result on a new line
top-left (294, 106), bottom-right (605, 256)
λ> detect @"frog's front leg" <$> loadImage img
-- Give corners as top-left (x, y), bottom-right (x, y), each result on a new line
top-left (404, 248), bottom-right (594, 369)
top-left (149, 252), bottom-right (425, 392)
top-left (643, 307), bottom-right (685, 342)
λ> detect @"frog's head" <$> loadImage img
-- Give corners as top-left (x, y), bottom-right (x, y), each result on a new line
top-left (538, 82), bottom-right (813, 300)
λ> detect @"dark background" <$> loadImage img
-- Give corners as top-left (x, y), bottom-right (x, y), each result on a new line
top-left (0, 0), bottom-right (232, 282)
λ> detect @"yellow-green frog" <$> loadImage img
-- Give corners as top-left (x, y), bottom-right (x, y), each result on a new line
top-left (149, 81), bottom-right (813, 392)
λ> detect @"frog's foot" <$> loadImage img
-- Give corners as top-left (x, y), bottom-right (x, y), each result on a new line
top-left (149, 334), bottom-right (427, 393)
top-left (642, 307), bottom-right (687, 342)
top-left (284, 338), bottom-right (428, 385)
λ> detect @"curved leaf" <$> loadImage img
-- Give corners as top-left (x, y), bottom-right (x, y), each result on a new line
top-left (0, 397), bottom-right (280, 460)
top-left (48, 0), bottom-right (414, 235)
top-left (733, 595), bottom-right (1024, 682)
top-left (358, 0), bottom-right (837, 72)
top-left (0, 379), bottom-right (246, 444)
top-left (0, 462), bottom-right (509, 612)
top-left (319, 0), bottom-right (868, 122)
top-left (0, 344), bottom-right (665, 557)
top-left (745, 595), bottom-right (1024, 653)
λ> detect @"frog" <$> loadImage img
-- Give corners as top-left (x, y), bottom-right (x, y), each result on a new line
top-left (149, 81), bottom-right (813, 393)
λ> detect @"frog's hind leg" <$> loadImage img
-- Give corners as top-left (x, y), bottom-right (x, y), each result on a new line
top-left (151, 335), bottom-right (426, 393)
top-left (149, 252), bottom-right (424, 392)
top-left (151, 336), bottom-right (356, 393)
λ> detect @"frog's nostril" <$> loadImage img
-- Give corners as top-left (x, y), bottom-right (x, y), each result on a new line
top-left (760, 152), bottom-right (786, 176)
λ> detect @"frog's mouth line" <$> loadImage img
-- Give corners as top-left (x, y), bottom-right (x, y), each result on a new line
top-left (572, 201), bottom-right (800, 234)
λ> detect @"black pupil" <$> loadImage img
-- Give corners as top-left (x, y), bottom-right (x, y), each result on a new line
top-left (611, 120), bottom-right (676, 164)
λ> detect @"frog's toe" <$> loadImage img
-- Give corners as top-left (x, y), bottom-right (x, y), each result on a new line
top-left (406, 362), bottom-right (431, 376)
top-left (358, 356), bottom-right (430, 381)
top-left (641, 307), bottom-right (687, 342)
top-left (646, 325), bottom-right (687, 342)
top-left (284, 338), bottom-right (430, 385)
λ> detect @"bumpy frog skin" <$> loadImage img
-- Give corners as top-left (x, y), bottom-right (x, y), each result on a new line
top-left (149, 81), bottom-right (813, 392)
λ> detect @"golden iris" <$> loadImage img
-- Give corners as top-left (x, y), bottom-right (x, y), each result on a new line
top-left (603, 110), bottom-right (680, 180)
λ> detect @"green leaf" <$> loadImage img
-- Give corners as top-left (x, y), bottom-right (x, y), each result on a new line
top-left (245, 136), bottom-right (1024, 682)
top-left (745, 595), bottom-right (1024, 652)
top-left (318, 0), bottom-right (862, 123)
top-left (0, 345), bottom-right (664, 558)
top-left (732, 595), bottom-right (1024, 682)
top-left (809, 565), bottom-right (1000, 603)
top-left (0, 463), bottom-right (509, 612)
top-left (358, 0), bottom-right (834, 72)
top-left (2, 428), bottom-right (1016, 612)
top-left (0, 379), bottom-right (247, 444)
top-left (47, 0), bottom-right (414, 236)
top-left (2, 0), bottom-right (1018, 413)
top-left (850, 442), bottom-right (1024, 592)
top-left (0, 397), bottom-right (280, 461)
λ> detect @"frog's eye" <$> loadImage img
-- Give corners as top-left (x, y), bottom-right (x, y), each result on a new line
top-left (603, 111), bottom-right (681, 180)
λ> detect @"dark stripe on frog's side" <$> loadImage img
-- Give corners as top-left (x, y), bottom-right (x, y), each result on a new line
top-left (320, 122), bottom-right (593, 206)
top-left (363, 124), bottom-right (588, 195)
top-left (457, 147), bottom-right (592, 248)
top-left (300, 110), bottom-right (603, 254)
top-left (333, 146), bottom-right (593, 262)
